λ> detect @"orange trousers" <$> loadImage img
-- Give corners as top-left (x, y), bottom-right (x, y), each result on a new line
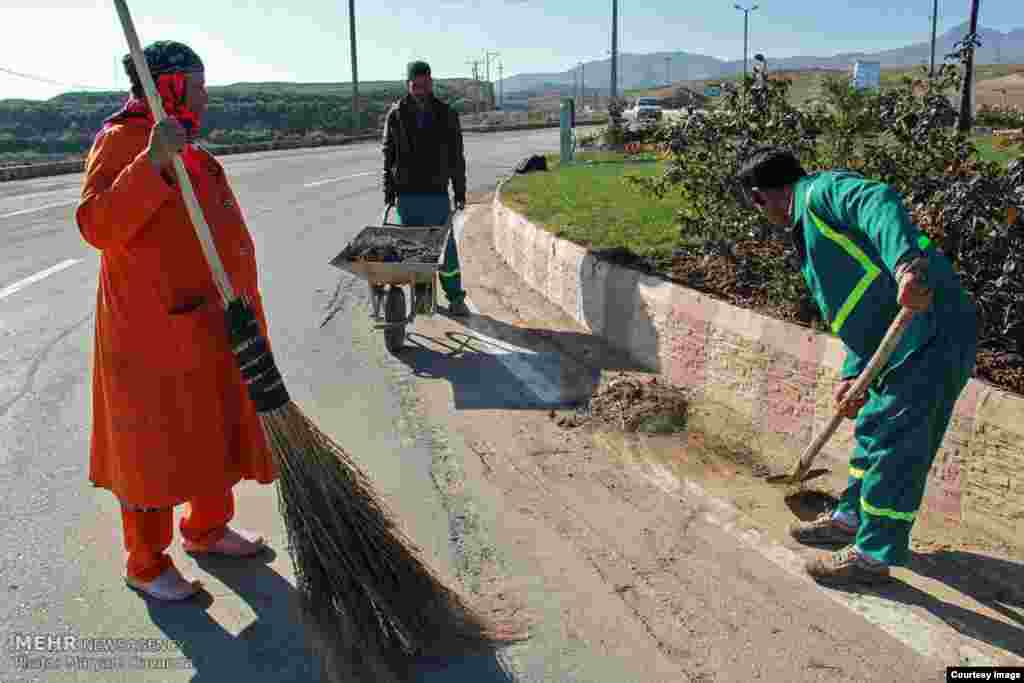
top-left (120, 489), bottom-right (235, 582)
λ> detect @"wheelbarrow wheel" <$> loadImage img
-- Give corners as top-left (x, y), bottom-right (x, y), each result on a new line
top-left (384, 286), bottom-right (406, 352)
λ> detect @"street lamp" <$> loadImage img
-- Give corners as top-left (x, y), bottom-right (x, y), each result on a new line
top-left (611, 0), bottom-right (619, 100)
top-left (929, 0), bottom-right (939, 78)
top-left (734, 4), bottom-right (758, 79)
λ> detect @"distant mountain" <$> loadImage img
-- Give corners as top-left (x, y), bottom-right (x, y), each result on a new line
top-left (500, 24), bottom-right (1024, 95)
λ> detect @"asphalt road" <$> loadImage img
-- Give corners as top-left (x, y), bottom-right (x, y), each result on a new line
top-left (0, 129), bottom-right (578, 683)
top-left (0, 127), bottom-right (1019, 682)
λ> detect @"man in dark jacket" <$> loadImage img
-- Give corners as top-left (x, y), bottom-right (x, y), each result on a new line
top-left (382, 60), bottom-right (470, 316)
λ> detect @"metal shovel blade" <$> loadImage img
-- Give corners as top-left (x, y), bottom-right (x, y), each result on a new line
top-left (765, 467), bottom-right (831, 485)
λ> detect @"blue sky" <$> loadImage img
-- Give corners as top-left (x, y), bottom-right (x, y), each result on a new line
top-left (2, 0), bottom-right (1020, 100)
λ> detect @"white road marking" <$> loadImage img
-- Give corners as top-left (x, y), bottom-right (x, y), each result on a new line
top-left (304, 171), bottom-right (376, 188)
top-left (456, 316), bottom-right (564, 405)
top-left (0, 199), bottom-right (77, 219)
top-left (452, 212), bottom-right (563, 406)
top-left (0, 259), bottom-right (80, 301)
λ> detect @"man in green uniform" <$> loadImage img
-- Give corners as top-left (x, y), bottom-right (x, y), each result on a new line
top-left (382, 60), bottom-right (470, 316)
top-left (737, 147), bottom-right (978, 585)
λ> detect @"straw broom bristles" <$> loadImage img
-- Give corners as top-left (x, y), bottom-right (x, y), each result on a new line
top-left (228, 299), bottom-right (528, 682)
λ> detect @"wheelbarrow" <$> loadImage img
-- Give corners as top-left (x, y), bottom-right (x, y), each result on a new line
top-left (329, 205), bottom-right (453, 352)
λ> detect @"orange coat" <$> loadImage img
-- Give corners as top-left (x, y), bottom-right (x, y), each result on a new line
top-left (76, 117), bottom-right (277, 508)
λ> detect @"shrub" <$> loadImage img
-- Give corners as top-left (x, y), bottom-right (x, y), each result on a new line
top-left (628, 42), bottom-right (1024, 384)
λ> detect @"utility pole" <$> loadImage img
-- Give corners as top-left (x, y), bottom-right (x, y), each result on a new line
top-left (611, 0), bottom-right (618, 100)
top-left (580, 62), bottom-right (585, 108)
top-left (958, 0), bottom-right (980, 133)
top-left (665, 56), bottom-right (671, 86)
top-left (484, 50), bottom-right (500, 109)
top-left (348, 0), bottom-right (360, 132)
top-left (467, 59), bottom-right (482, 114)
top-left (929, 0), bottom-right (939, 78)
top-left (734, 4), bottom-right (758, 79)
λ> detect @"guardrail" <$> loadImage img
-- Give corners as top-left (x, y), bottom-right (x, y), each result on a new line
top-left (1, 119), bottom-right (610, 183)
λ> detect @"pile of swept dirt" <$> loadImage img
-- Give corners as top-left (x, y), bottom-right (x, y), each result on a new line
top-left (340, 234), bottom-right (441, 263)
top-left (556, 372), bottom-right (690, 433)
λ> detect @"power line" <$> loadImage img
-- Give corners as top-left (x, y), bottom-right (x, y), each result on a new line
top-left (0, 66), bottom-right (111, 91)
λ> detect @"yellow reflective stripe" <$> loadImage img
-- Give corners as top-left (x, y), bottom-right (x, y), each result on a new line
top-left (849, 466), bottom-right (865, 479)
top-left (807, 209), bottom-right (881, 334)
top-left (918, 234), bottom-right (931, 250)
top-left (861, 498), bottom-right (916, 522)
top-left (439, 269), bottom-right (460, 278)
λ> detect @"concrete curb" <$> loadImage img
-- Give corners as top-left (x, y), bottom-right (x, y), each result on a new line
top-left (490, 178), bottom-right (1024, 558)
top-left (0, 120), bottom-right (596, 184)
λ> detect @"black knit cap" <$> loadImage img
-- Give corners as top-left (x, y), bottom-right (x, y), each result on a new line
top-left (737, 146), bottom-right (806, 190)
top-left (123, 40), bottom-right (204, 86)
top-left (407, 60), bottom-right (431, 81)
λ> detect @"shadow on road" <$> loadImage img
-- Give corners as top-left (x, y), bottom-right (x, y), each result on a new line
top-left (140, 549), bottom-right (323, 682)
top-left (139, 548), bottom-right (519, 682)
top-left (391, 308), bottom-right (648, 411)
top-left (824, 550), bottom-right (1024, 660)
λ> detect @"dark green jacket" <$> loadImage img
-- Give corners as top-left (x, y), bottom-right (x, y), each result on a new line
top-left (382, 94), bottom-right (466, 200)
top-left (790, 171), bottom-right (976, 386)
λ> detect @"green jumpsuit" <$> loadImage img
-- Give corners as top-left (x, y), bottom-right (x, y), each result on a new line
top-left (790, 171), bottom-right (978, 566)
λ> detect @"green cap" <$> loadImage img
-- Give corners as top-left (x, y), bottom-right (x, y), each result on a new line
top-left (407, 60), bottom-right (431, 81)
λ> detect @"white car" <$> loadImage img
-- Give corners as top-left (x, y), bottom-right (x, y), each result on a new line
top-left (626, 97), bottom-right (664, 124)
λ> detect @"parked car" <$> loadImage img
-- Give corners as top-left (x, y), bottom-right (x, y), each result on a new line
top-left (625, 97), bottom-right (664, 124)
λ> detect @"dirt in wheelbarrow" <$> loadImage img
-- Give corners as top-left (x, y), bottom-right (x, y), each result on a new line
top-left (340, 233), bottom-right (443, 264)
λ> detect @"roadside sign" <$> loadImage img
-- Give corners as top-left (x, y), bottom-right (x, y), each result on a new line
top-left (851, 61), bottom-right (881, 91)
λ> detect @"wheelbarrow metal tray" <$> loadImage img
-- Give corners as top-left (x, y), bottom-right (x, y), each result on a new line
top-left (329, 225), bottom-right (449, 286)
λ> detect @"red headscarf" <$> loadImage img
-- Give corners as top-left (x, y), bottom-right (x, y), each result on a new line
top-left (98, 72), bottom-right (206, 187)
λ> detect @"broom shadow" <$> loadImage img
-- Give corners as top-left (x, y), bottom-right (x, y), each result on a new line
top-left (137, 548), bottom-right (519, 683)
top-left (139, 549), bottom-right (327, 682)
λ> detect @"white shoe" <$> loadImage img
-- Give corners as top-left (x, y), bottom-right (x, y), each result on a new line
top-left (125, 566), bottom-right (202, 601)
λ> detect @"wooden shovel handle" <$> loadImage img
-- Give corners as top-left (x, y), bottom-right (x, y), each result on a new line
top-left (113, 0), bottom-right (236, 307)
top-left (789, 307), bottom-right (916, 479)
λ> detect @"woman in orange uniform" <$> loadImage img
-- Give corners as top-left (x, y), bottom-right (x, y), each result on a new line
top-left (76, 41), bottom-right (276, 601)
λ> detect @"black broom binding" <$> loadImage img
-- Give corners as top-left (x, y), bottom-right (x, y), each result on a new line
top-left (225, 298), bottom-right (290, 413)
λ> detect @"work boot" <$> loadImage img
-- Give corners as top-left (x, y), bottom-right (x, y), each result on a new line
top-left (788, 512), bottom-right (857, 547)
top-left (805, 545), bottom-right (891, 586)
top-left (448, 299), bottom-right (471, 317)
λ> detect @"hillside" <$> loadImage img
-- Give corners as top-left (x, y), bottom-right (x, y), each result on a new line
top-left (0, 78), bottom-right (491, 166)
top-left (499, 23), bottom-right (1024, 96)
top-left (626, 64), bottom-right (1024, 110)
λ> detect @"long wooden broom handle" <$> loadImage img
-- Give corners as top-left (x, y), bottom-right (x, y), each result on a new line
top-left (793, 306), bottom-right (916, 474)
top-left (113, 0), bottom-right (236, 307)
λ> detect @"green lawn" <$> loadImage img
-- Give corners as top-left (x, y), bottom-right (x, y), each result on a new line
top-left (500, 154), bottom-right (682, 259)
top-left (973, 135), bottom-right (1023, 166)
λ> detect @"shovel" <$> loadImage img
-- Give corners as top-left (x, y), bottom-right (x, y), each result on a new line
top-left (765, 307), bottom-right (916, 485)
